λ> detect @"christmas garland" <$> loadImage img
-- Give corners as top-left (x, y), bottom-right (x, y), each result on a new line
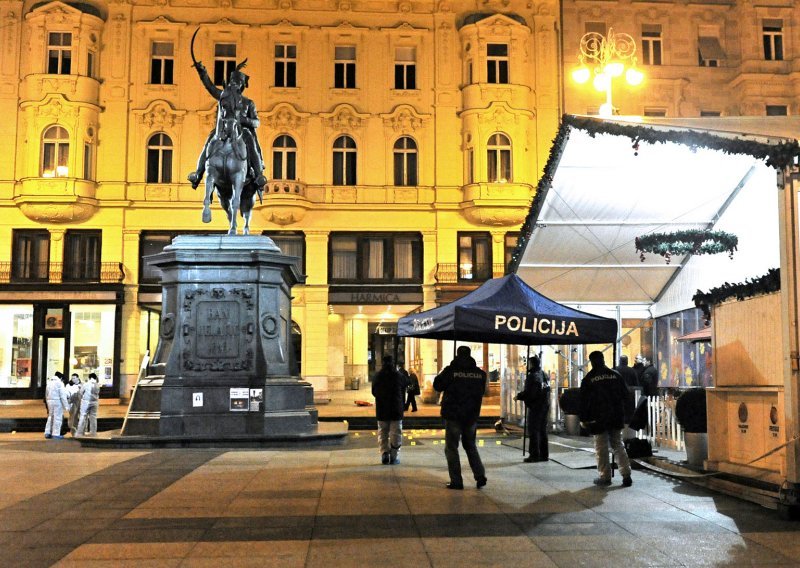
top-left (506, 115), bottom-right (800, 273)
top-left (635, 229), bottom-right (738, 264)
top-left (692, 268), bottom-right (780, 323)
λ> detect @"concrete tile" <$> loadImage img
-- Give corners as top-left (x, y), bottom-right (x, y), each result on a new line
top-left (55, 560), bottom-right (182, 568)
top-left (428, 550), bottom-right (557, 568)
top-left (421, 535), bottom-right (542, 553)
top-left (187, 539), bottom-right (309, 558)
top-left (546, 549), bottom-right (675, 567)
top-left (306, 538), bottom-right (428, 568)
top-left (60, 542), bottom-right (193, 561)
top-left (89, 528), bottom-right (206, 544)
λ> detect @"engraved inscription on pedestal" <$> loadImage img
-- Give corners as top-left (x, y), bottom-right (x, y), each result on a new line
top-left (197, 301), bottom-right (240, 359)
top-left (182, 285), bottom-right (255, 373)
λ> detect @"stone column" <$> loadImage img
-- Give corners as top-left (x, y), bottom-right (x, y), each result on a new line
top-left (49, 228), bottom-right (65, 283)
top-left (345, 315), bottom-right (369, 388)
top-left (303, 231), bottom-right (330, 399)
top-left (119, 229), bottom-right (141, 402)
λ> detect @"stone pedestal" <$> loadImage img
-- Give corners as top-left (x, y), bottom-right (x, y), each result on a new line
top-left (121, 235), bottom-right (339, 442)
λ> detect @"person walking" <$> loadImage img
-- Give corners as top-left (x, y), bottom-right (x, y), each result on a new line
top-left (44, 372), bottom-right (69, 439)
top-left (515, 355), bottom-right (550, 463)
top-left (579, 351), bottom-right (633, 487)
top-left (66, 373), bottom-right (82, 436)
top-left (639, 356), bottom-right (659, 396)
top-left (433, 345), bottom-right (488, 490)
top-left (76, 373), bottom-right (100, 437)
top-left (371, 356), bottom-right (406, 465)
top-left (404, 367), bottom-right (421, 412)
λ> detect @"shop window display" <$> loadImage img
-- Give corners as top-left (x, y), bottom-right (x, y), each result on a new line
top-left (70, 305), bottom-right (115, 386)
top-left (0, 306), bottom-right (34, 388)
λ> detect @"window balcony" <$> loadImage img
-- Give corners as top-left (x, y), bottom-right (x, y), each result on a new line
top-left (459, 182), bottom-right (533, 226)
top-left (255, 179), bottom-right (311, 226)
top-left (435, 263), bottom-right (506, 284)
top-left (16, 178), bottom-right (98, 223)
top-left (0, 262), bottom-right (124, 285)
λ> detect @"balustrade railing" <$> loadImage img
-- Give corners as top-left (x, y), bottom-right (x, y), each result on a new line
top-left (435, 263), bottom-right (506, 284)
top-left (0, 261), bottom-right (124, 284)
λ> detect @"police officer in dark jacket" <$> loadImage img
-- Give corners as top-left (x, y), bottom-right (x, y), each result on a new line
top-left (515, 356), bottom-right (550, 463)
top-left (433, 346), bottom-right (488, 490)
top-left (372, 355), bottom-right (407, 465)
top-left (615, 355), bottom-right (640, 423)
top-left (640, 357), bottom-right (659, 396)
top-left (579, 351), bottom-right (633, 487)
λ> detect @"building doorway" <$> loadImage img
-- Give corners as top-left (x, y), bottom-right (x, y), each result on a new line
top-left (35, 305), bottom-right (69, 398)
top-left (368, 322), bottom-right (404, 376)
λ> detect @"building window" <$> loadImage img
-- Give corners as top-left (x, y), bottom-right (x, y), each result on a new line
top-left (644, 108), bottom-right (667, 117)
top-left (763, 20), bottom-right (784, 61)
top-left (329, 233), bottom-right (422, 282)
top-left (83, 143), bottom-right (93, 181)
top-left (150, 42), bottom-right (174, 84)
top-left (263, 232), bottom-right (305, 275)
top-left (767, 105), bottom-right (788, 116)
top-left (487, 43), bottom-right (509, 84)
top-left (12, 230), bottom-right (50, 282)
top-left (275, 44), bottom-right (297, 87)
top-left (41, 126), bottom-right (69, 178)
top-left (642, 24), bottom-right (663, 66)
top-left (214, 43), bottom-right (237, 85)
top-left (487, 133), bottom-right (511, 183)
top-left (394, 46), bottom-right (416, 89)
top-left (585, 21), bottom-right (607, 35)
top-left (393, 137), bottom-right (418, 186)
top-left (87, 50), bottom-right (96, 78)
top-left (70, 305), bottom-right (116, 387)
top-left (47, 32), bottom-right (72, 74)
top-left (698, 36), bottom-right (724, 67)
top-left (64, 230), bottom-right (101, 282)
top-left (0, 305), bottom-right (34, 389)
top-left (146, 133), bottom-right (173, 183)
top-left (272, 135), bottom-right (297, 180)
top-left (334, 46), bottom-right (356, 89)
top-left (504, 233), bottom-right (519, 272)
top-left (700, 110), bottom-right (721, 117)
top-left (466, 149), bottom-right (474, 185)
top-left (465, 59), bottom-right (473, 84)
top-left (140, 232), bottom-right (176, 283)
top-left (332, 135), bottom-right (356, 185)
top-left (458, 233), bottom-right (492, 281)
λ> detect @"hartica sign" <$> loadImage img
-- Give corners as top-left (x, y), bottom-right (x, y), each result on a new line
top-left (495, 315), bottom-right (579, 336)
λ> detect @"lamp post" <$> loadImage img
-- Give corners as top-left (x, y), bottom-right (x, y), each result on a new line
top-left (571, 28), bottom-right (644, 117)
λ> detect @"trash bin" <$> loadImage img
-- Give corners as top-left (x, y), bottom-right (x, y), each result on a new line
top-left (351, 377), bottom-right (360, 390)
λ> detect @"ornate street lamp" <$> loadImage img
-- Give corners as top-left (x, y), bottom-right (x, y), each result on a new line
top-left (571, 28), bottom-right (644, 117)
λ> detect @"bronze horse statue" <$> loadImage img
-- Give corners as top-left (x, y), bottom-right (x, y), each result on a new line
top-left (190, 28), bottom-right (264, 235)
top-left (202, 110), bottom-right (258, 235)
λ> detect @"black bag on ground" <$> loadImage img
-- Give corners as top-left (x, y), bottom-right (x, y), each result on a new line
top-left (624, 438), bottom-right (652, 459)
top-left (628, 397), bottom-right (648, 431)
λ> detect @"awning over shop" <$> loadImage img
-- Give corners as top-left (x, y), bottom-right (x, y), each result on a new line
top-left (397, 274), bottom-right (617, 345)
top-left (675, 326), bottom-right (712, 343)
top-left (510, 115), bottom-right (799, 318)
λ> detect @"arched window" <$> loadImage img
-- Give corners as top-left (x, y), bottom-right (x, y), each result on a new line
top-left (146, 133), bottom-right (173, 183)
top-left (332, 135), bottom-right (356, 186)
top-left (393, 137), bottom-right (418, 186)
top-left (487, 133), bottom-right (511, 182)
top-left (272, 135), bottom-right (297, 180)
top-left (41, 126), bottom-right (69, 177)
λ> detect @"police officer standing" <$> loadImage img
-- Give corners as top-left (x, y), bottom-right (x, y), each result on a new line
top-left (516, 355), bottom-right (550, 463)
top-left (433, 346), bottom-right (488, 490)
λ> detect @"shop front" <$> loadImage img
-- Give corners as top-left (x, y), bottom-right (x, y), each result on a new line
top-left (0, 297), bottom-right (122, 399)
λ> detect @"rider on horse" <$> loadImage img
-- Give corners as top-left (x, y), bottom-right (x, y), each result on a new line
top-left (188, 60), bottom-right (267, 194)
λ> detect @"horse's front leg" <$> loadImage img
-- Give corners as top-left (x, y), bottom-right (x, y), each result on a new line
top-left (202, 173), bottom-right (214, 224)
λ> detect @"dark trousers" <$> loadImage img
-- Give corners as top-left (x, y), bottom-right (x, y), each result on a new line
top-left (444, 419), bottom-right (485, 485)
top-left (526, 407), bottom-right (549, 461)
top-left (404, 391), bottom-right (417, 411)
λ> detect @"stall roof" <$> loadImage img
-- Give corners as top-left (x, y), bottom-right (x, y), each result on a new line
top-left (511, 115), bottom-right (800, 318)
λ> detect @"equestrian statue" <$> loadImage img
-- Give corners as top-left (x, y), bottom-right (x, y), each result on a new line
top-left (187, 28), bottom-right (266, 235)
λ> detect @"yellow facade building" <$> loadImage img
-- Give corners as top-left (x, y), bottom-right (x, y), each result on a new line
top-left (0, 0), bottom-right (559, 400)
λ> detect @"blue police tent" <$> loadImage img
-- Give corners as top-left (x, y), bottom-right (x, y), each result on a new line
top-left (397, 274), bottom-right (617, 346)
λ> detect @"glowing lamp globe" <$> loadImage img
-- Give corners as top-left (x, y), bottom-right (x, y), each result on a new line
top-left (572, 66), bottom-right (590, 84)
top-left (626, 67), bottom-right (644, 86)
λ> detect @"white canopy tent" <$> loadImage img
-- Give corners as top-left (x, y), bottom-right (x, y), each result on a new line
top-left (511, 116), bottom-right (800, 320)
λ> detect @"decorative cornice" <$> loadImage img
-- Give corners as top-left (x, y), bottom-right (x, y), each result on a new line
top-left (261, 102), bottom-right (310, 132)
top-left (379, 104), bottom-right (430, 134)
top-left (320, 103), bottom-right (369, 132)
top-left (133, 99), bottom-right (187, 129)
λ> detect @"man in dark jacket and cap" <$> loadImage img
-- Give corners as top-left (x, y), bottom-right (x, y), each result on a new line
top-left (515, 355), bottom-right (550, 463)
top-left (372, 355), bottom-right (407, 465)
top-left (615, 355), bottom-right (640, 424)
top-left (433, 346), bottom-right (488, 490)
top-left (579, 351), bottom-right (633, 487)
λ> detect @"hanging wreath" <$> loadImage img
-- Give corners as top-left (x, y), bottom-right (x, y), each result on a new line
top-left (635, 229), bottom-right (738, 264)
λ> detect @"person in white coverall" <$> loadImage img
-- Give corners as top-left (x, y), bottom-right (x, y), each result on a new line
top-left (44, 372), bottom-right (69, 439)
top-left (76, 373), bottom-right (100, 437)
top-left (66, 373), bottom-right (82, 436)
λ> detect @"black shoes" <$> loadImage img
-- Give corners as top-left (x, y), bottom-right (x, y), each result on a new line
top-left (446, 482), bottom-right (464, 490)
top-left (476, 476), bottom-right (487, 489)
top-left (381, 452), bottom-right (390, 465)
top-left (622, 475), bottom-right (633, 487)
